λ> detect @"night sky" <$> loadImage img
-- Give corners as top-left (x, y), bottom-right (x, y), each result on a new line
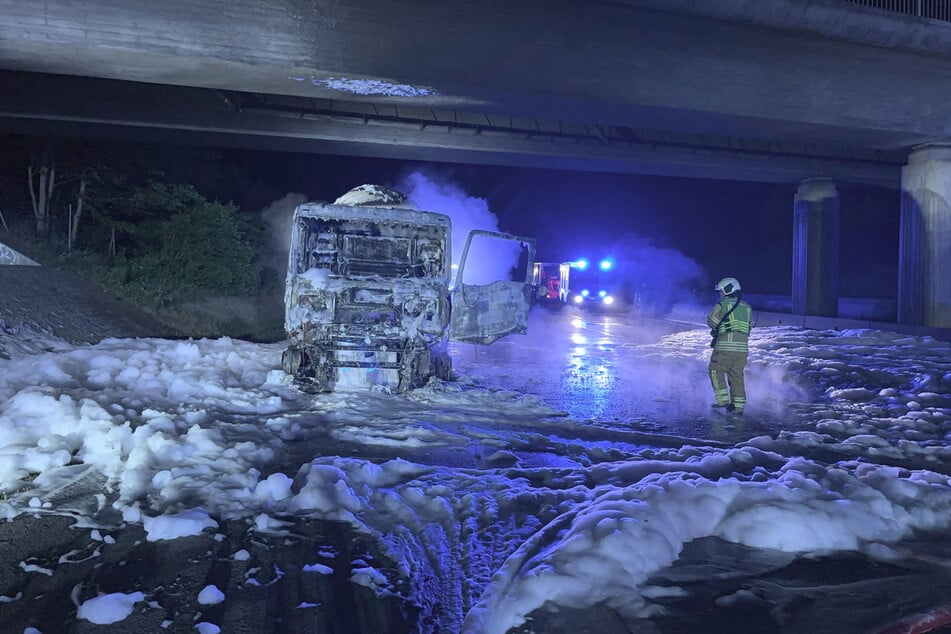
top-left (0, 133), bottom-right (899, 299)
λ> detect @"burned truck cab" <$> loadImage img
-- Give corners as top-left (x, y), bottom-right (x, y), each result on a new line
top-left (282, 184), bottom-right (535, 393)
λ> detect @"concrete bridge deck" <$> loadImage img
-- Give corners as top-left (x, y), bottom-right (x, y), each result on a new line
top-left (3, 0), bottom-right (951, 182)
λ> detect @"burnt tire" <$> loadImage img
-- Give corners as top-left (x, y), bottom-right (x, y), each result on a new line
top-left (434, 353), bottom-right (453, 381)
top-left (281, 346), bottom-right (306, 377)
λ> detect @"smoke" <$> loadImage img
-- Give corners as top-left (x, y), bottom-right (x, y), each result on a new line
top-left (260, 193), bottom-right (308, 291)
top-left (607, 232), bottom-right (708, 312)
top-left (258, 174), bottom-right (524, 290)
top-left (399, 170), bottom-right (521, 285)
top-left (262, 193), bottom-right (308, 254)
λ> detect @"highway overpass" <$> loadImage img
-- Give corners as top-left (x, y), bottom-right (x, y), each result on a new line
top-left (0, 0), bottom-right (948, 325)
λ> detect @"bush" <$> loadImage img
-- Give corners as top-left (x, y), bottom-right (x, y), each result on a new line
top-left (114, 182), bottom-right (260, 297)
top-left (48, 182), bottom-right (272, 331)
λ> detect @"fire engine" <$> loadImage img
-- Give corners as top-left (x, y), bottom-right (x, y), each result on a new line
top-left (531, 261), bottom-right (570, 305)
top-left (561, 257), bottom-right (629, 311)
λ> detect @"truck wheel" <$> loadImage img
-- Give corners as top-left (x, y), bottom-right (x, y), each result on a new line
top-left (282, 347), bottom-right (309, 377)
top-left (282, 347), bottom-right (299, 375)
top-left (405, 350), bottom-right (430, 391)
top-left (434, 353), bottom-right (453, 381)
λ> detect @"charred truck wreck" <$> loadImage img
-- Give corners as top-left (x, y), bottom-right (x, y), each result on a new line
top-left (282, 185), bottom-right (536, 393)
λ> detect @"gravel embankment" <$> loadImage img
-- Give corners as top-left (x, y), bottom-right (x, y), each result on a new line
top-left (0, 265), bottom-right (178, 344)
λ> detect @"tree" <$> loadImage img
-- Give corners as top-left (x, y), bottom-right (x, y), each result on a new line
top-left (63, 163), bottom-right (135, 254)
top-left (69, 177), bottom-right (86, 250)
top-left (123, 181), bottom-right (262, 300)
top-left (27, 145), bottom-right (56, 236)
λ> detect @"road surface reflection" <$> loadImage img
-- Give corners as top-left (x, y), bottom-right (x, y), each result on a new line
top-left (449, 306), bottom-right (799, 443)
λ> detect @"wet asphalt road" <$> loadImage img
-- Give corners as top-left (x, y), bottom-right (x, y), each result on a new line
top-left (449, 304), bottom-right (800, 445)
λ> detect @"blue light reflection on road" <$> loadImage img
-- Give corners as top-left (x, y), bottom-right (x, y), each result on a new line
top-left (562, 314), bottom-right (616, 420)
top-left (450, 308), bottom-right (686, 424)
top-left (448, 306), bottom-right (790, 442)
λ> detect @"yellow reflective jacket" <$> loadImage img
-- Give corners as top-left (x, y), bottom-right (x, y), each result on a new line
top-left (707, 296), bottom-right (752, 353)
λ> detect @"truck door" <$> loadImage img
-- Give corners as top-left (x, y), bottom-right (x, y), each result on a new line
top-left (449, 230), bottom-right (536, 344)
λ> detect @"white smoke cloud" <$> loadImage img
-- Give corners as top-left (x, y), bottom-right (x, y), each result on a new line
top-left (399, 170), bottom-right (523, 285)
top-left (607, 231), bottom-right (708, 313)
top-left (260, 192), bottom-right (308, 288)
top-left (258, 176), bottom-right (526, 290)
top-left (262, 193), bottom-right (308, 254)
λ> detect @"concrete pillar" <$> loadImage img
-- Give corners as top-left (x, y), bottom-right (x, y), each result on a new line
top-left (792, 178), bottom-right (840, 317)
top-left (899, 144), bottom-right (951, 327)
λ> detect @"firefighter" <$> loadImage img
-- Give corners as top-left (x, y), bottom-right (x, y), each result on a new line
top-left (707, 277), bottom-right (752, 414)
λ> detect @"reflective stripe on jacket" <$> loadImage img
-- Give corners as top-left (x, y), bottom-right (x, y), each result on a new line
top-left (707, 297), bottom-right (752, 353)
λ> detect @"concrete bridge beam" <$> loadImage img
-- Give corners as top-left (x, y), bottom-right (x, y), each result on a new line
top-left (1, 0), bottom-right (951, 150)
top-left (0, 71), bottom-right (902, 185)
top-left (899, 145), bottom-right (951, 327)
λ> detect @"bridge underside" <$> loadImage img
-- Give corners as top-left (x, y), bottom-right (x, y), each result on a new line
top-left (3, 0), bottom-right (950, 184)
top-left (0, 71), bottom-right (902, 184)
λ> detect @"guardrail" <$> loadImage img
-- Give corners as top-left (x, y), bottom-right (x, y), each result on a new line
top-left (665, 302), bottom-right (951, 341)
top-left (843, 0), bottom-right (951, 22)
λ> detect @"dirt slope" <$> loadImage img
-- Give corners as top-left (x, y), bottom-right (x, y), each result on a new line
top-left (0, 265), bottom-right (179, 343)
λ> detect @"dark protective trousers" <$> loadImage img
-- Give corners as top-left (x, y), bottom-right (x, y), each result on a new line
top-left (708, 349), bottom-right (747, 411)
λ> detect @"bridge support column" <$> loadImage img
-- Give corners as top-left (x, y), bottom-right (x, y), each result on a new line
top-left (899, 144), bottom-right (951, 327)
top-left (792, 177), bottom-right (840, 317)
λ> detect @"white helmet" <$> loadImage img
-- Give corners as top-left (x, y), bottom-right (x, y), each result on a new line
top-left (715, 277), bottom-right (741, 295)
